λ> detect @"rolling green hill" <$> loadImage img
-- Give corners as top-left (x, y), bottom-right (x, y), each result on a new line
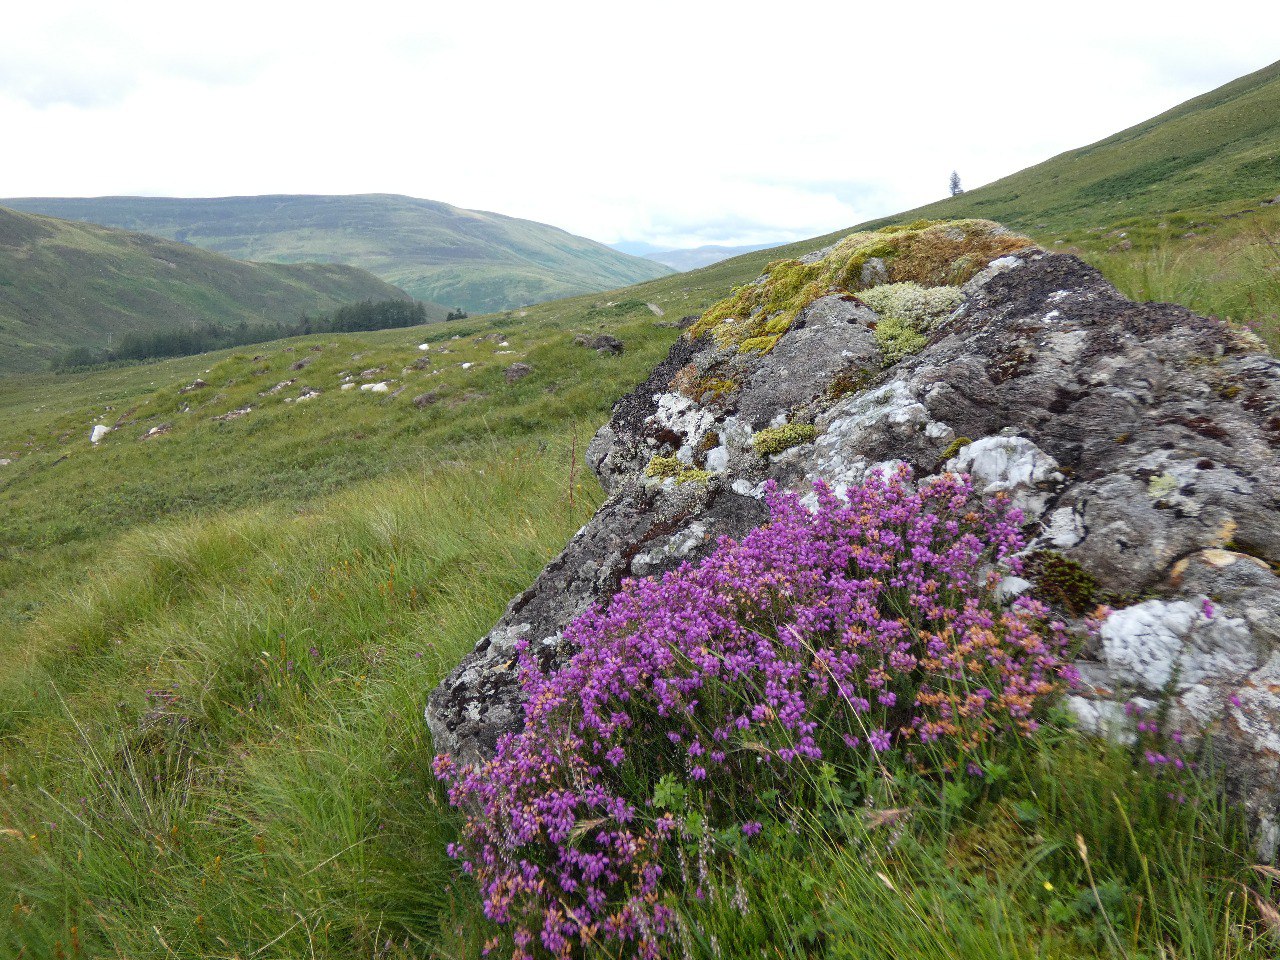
top-left (0, 205), bottom-right (423, 373)
top-left (868, 58), bottom-right (1280, 233)
top-left (1, 193), bottom-right (675, 315)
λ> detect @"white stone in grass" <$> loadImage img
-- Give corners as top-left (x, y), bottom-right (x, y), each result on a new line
top-left (90, 424), bottom-right (110, 444)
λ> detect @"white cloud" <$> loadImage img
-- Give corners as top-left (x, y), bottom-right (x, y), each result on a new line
top-left (0, 0), bottom-right (1275, 246)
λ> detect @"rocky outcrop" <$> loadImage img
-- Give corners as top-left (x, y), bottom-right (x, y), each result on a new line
top-left (428, 222), bottom-right (1280, 848)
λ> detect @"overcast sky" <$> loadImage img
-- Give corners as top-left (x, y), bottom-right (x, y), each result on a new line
top-left (2, 1), bottom-right (1274, 250)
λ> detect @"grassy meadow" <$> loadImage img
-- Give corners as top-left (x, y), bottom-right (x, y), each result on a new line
top-left (2, 215), bottom-right (1280, 956)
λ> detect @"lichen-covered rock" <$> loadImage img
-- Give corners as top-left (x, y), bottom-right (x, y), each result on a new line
top-left (427, 220), bottom-right (1280, 847)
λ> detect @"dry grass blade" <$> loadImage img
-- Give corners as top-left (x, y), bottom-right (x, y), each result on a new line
top-left (863, 808), bottom-right (911, 830)
top-left (1251, 864), bottom-right (1280, 882)
top-left (1247, 889), bottom-right (1280, 936)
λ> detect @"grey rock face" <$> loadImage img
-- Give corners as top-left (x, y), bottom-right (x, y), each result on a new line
top-left (427, 245), bottom-right (1280, 846)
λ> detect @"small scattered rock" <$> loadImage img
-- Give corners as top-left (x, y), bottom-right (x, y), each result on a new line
top-left (360, 381), bottom-right (393, 393)
top-left (143, 423), bottom-right (172, 439)
top-left (212, 406), bottom-right (252, 423)
top-left (1107, 239), bottom-right (1133, 252)
top-left (359, 367), bottom-right (385, 379)
top-left (290, 356), bottom-right (313, 371)
top-left (413, 391), bottom-right (441, 408)
top-left (260, 378), bottom-right (297, 396)
top-left (0, 457), bottom-right (11, 466)
top-left (179, 378), bottom-right (209, 395)
top-left (90, 424), bottom-right (111, 445)
top-left (418, 343), bottom-right (431, 351)
top-left (505, 362), bottom-right (533, 384)
top-left (575, 334), bottom-right (624, 355)
top-left (296, 386), bottom-right (321, 402)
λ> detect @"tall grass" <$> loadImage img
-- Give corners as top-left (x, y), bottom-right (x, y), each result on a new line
top-left (677, 723), bottom-right (1273, 959)
top-left (1087, 225), bottom-right (1280, 353)
top-left (0, 436), bottom-right (598, 958)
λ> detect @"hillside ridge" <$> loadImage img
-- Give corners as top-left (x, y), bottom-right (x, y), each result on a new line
top-left (0, 204), bottom-right (416, 373)
top-left (1, 192), bottom-right (675, 315)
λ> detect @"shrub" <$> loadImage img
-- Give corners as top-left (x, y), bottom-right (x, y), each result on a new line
top-left (435, 468), bottom-right (1076, 958)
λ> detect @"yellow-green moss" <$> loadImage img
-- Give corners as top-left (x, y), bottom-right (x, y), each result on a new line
top-left (695, 378), bottom-right (738, 401)
top-left (939, 436), bottom-right (973, 462)
top-left (857, 282), bottom-right (966, 332)
top-left (738, 334), bottom-right (781, 354)
top-left (689, 220), bottom-right (1033, 353)
top-left (646, 455), bottom-right (713, 486)
top-left (645, 455), bottom-right (684, 480)
top-left (674, 469), bottom-right (712, 486)
top-left (753, 423), bottom-right (818, 456)
top-left (874, 315), bottom-right (928, 366)
top-left (1148, 473), bottom-right (1179, 498)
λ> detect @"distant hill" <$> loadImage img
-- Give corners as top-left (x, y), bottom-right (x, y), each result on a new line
top-left (1, 194), bottom-right (675, 316)
top-left (641, 242), bottom-right (785, 272)
top-left (866, 58), bottom-right (1280, 232)
top-left (0, 205), bottom-right (417, 373)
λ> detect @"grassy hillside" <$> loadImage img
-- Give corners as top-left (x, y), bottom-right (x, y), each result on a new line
top-left (0, 206), bottom-right (422, 373)
top-left (5, 60), bottom-right (1280, 957)
top-left (1, 194), bottom-right (675, 316)
top-left (869, 59), bottom-right (1280, 234)
top-left (1, 226), bottom-right (1273, 958)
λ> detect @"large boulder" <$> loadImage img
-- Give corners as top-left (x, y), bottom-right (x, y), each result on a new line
top-left (428, 222), bottom-right (1280, 847)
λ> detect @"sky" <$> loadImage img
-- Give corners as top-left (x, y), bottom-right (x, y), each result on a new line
top-left (1, 1), bottom-right (1275, 251)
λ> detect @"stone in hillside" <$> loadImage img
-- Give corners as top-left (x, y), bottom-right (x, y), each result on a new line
top-left (413, 390), bottom-right (441, 408)
top-left (89, 425), bottom-right (110, 444)
top-left (575, 334), bottom-right (624, 355)
top-left (179, 378), bottom-right (208, 394)
top-left (428, 221), bottom-right (1280, 850)
top-left (505, 362), bottom-right (533, 384)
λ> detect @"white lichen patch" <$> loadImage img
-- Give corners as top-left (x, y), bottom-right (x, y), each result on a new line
top-left (856, 282), bottom-right (965, 333)
top-left (1099, 599), bottom-right (1257, 693)
top-left (809, 381), bottom-right (928, 489)
top-left (945, 435), bottom-right (1064, 520)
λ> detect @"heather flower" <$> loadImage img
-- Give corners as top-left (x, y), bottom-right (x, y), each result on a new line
top-left (436, 467), bottom-right (1074, 957)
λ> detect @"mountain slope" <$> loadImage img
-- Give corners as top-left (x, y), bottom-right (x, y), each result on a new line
top-left (1, 193), bottom-right (675, 315)
top-left (865, 58), bottom-right (1280, 232)
top-left (0, 205), bottom-right (417, 373)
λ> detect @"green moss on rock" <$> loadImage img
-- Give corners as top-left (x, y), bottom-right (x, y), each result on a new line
top-left (645, 455), bottom-right (713, 486)
top-left (1029, 551), bottom-right (1098, 616)
top-left (753, 423), bottom-right (818, 456)
top-left (939, 436), bottom-right (973, 462)
top-left (873, 315), bottom-right (929, 367)
top-left (645, 455), bottom-right (683, 480)
top-left (689, 220), bottom-right (1033, 353)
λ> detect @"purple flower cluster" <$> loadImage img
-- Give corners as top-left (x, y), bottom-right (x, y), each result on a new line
top-left (435, 468), bottom-right (1076, 958)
